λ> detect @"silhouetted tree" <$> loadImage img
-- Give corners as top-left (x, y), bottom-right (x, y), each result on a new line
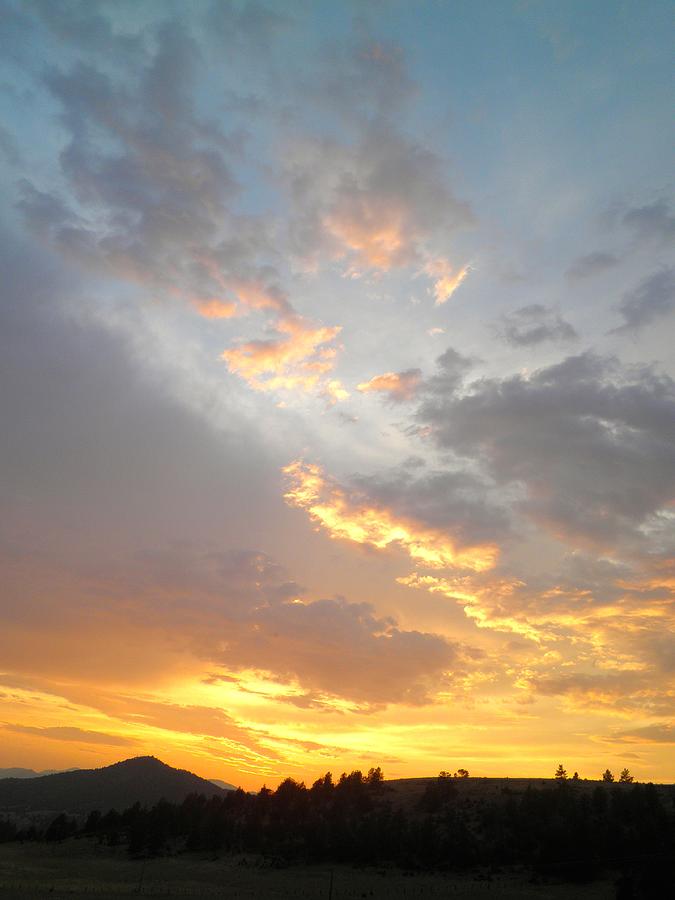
top-left (45, 813), bottom-right (76, 842)
top-left (0, 818), bottom-right (17, 843)
top-left (602, 768), bottom-right (615, 782)
top-left (618, 768), bottom-right (634, 783)
top-left (554, 764), bottom-right (567, 781)
top-left (572, 771), bottom-right (579, 781)
top-left (455, 768), bottom-right (470, 778)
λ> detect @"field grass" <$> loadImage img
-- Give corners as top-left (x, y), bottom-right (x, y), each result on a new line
top-left (0, 840), bottom-right (617, 899)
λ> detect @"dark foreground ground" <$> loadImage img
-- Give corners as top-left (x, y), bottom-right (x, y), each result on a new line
top-left (0, 840), bottom-right (618, 899)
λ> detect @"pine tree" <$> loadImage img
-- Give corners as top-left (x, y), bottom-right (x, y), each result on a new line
top-left (602, 768), bottom-right (614, 782)
top-left (618, 768), bottom-right (633, 783)
top-left (554, 764), bottom-right (567, 781)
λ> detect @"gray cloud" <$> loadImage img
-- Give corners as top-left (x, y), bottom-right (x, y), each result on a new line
top-left (284, 123), bottom-right (473, 271)
top-left (15, 18), bottom-right (283, 314)
top-left (623, 198), bottom-right (675, 244)
top-left (566, 251), bottom-right (619, 280)
top-left (608, 723), bottom-right (675, 744)
top-left (220, 592), bottom-right (474, 708)
top-left (2, 723), bottom-right (137, 746)
top-left (417, 351), bottom-right (675, 547)
top-left (353, 464), bottom-right (510, 547)
top-left (422, 347), bottom-right (475, 396)
top-left (297, 35), bottom-right (415, 126)
top-left (612, 267), bottom-right (675, 334)
top-left (114, 545), bottom-right (482, 709)
top-left (496, 304), bottom-right (578, 346)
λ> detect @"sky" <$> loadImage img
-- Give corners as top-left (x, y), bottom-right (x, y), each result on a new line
top-left (1, 0), bottom-right (674, 788)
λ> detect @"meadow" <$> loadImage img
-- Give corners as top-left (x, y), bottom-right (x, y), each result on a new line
top-left (0, 839), bottom-right (617, 899)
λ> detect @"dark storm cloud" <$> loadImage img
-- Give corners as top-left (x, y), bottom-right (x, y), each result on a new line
top-left (417, 351), bottom-right (675, 547)
top-left (496, 304), bottom-right (578, 346)
top-left (566, 251), bottom-right (619, 280)
top-left (612, 268), bottom-right (675, 334)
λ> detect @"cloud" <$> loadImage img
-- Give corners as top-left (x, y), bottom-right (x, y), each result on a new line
top-left (298, 36), bottom-right (415, 126)
top-left (399, 547), bottom-right (675, 720)
top-left (221, 315), bottom-right (342, 393)
top-left (18, 24), bottom-right (243, 303)
top-left (566, 251), bottom-right (619, 280)
top-left (353, 465), bottom-right (509, 547)
top-left (417, 351), bottom-right (675, 547)
top-left (422, 347), bottom-right (475, 396)
top-left (285, 125), bottom-right (473, 274)
top-left (1, 540), bottom-right (480, 710)
top-left (612, 268), bottom-right (675, 334)
top-left (14, 16), bottom-right (343, 399)
top-left (283, 460), bottom-right (498, 572)
top-left (322, 379), bottom-right (350, 405)
top-left (220, 593), bottom-right (479, 708)
top-left (2, 723), bottom-right (137, 747)
top-left (193, 298), bottom-right (238, 319)
top-left (423, 258), bottom-right (470, 305)
top-left (497, 304), bottom-right (578, 346)
top-left (357, 369), bottom-right (422, 403)
top-left (623, 198), bottom-right (675, 244)
top-left (608, 723), bottom-right (675, 744)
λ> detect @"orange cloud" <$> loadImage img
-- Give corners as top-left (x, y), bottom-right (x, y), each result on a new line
top-left (194, 298), bottom-right (238, 319)
top-left (397, 572), bottom-right (543, 642)
top-left (323, 198), bottom-right (409, 270)
top-left (230, 279), bottom-right (292, 316)
top-left (283, 460), bottom-right (498, 572)
top-left (323, 379), bottom-right (350, 404)
top-left (222, 315), bottom-right (342, 393)
top-left (423, 257), bottom-right (470, 304)
top-left (356, 369), bottom-right (422, 402)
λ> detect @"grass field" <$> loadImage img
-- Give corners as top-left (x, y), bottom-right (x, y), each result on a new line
top-left (0, 840), bottom-right (617, 899)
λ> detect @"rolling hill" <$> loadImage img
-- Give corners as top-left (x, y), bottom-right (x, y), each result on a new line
top-left (0, 767), bottom-right (63, 779)
top-left (0, 756), bottom-right (228, 815)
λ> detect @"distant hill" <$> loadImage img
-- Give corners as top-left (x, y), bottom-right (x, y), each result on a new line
top-left (209, 778), bottom-right (237, 792)
top-left (0, 768), bottom-right (63, 779)
top-left (0, 756), bottom-right (226, 815)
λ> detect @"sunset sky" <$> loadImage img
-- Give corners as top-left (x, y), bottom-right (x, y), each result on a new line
top-left (1, 0), bottom-right (674, 789)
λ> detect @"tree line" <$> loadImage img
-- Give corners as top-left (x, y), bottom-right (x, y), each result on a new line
top-left (554, 765), bottom-right (635, 783)
top-left (1, 766), bottom-right (673, 890)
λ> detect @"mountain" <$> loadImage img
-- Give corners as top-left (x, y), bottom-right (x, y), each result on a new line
top-left (0, 768), bottom-right (63, 779)
top-left (0, 756), bottom-right (226, 815)
top-left (209, 778), bottom-right (237, 792)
